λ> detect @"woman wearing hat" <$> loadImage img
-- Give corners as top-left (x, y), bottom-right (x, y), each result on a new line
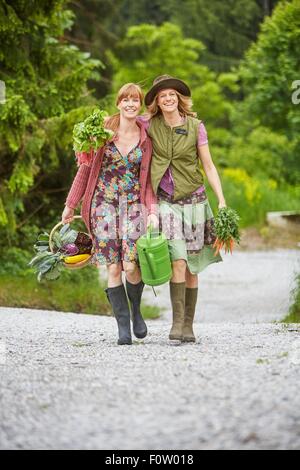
top-left (142, 75), bottom-right (226, 343)
top-left (62, 83), bottom-right (157, 345)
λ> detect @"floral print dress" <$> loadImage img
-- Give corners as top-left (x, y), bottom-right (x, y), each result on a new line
top-left (90, 140), bottom-right (144, 266)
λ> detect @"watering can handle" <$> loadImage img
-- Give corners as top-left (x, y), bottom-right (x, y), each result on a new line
top-left (146, 223), bottom-right (161, 244)
top-left (146, 224), bottom-right (153, 242)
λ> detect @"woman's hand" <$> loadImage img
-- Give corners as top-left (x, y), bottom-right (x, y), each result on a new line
top-left (218, 201), bottom-right (227, 210)
top-left (147, 213), bottom-right (159, 230)
top-left (62, 206), bottom-right (75, 224)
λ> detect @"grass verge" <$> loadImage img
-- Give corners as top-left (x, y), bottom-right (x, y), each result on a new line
top-left (282, 273), bottom-right (300, 323)
top-left (0, 267), bottom-right (161, 319)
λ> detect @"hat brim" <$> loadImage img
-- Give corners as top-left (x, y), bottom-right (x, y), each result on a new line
top-left (145, 78), bottom-right (191, 106)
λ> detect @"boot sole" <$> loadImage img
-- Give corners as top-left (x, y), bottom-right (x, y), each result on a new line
top-left (118, 339), bottom-right (132, 345)
top-left (133, 329), bottom-right (147, 339)
top-left (181, 337), bottom-right (196, 343)
top-left (169, 335), bottom-right (183, 341)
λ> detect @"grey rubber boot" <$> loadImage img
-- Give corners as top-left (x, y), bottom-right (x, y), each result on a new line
top-left (105, 284), bottom-right (132, 345)
top-left (126, 280), bottom-right (147, 339)
top-left (182, 287), bottom-right (198, 342)
top-left (169, 281), bottom-right (186, 340)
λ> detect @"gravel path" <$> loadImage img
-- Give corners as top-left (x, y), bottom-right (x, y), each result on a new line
top-left (143, 249), bottom-right (300, 323)
top-left (0, 249), bottom-right (300, 450)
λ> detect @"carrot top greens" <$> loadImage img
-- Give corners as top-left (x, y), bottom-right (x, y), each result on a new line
top-left (213, 207), bottom-right (241, 256)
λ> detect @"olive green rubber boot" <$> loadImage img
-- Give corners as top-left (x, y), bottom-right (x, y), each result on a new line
top-left (182, 287), bottom-right (198, 342)
top-left (169, 282), bottom-right (186, 340)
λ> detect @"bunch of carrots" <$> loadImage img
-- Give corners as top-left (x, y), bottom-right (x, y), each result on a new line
top-left (213, 207), bottom-right (241, 256)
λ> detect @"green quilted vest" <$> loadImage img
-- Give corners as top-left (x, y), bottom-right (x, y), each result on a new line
top-left (148, 114), bottom-right (204, 201)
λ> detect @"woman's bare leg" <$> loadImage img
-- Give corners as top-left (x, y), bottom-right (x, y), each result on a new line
top-left (185, 268), bottom-right (198, 288)
top-left (171, 259), bottom-right (187, 283)
top-left (106, 262), bottom-right (122, 287)
top-left (123, 261), bottom-right (141, 284)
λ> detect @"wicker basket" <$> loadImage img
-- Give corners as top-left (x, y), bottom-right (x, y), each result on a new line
top-left (49, 215), bottom-right (92, 269)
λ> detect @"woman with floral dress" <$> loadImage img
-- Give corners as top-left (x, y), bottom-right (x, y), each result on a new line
top-left (62, 84), bottom-right (157, 345)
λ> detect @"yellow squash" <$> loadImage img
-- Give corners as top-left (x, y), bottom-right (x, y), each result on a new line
top-left (63, 254), bottom-right (90, 264)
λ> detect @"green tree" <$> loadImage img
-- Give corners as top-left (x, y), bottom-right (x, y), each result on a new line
top-left (163, 0), bottom-right (279, 71)
top-left (0, 0), bottom-right (101, 248)
top-left (67, 0), bottom-right (123, 97)
top-left (113, 0), bottom-right (279, 72)
top-left (117, 0), bottom-right (170, 26)
top-left (109, 22), bottom-right (238, 127)
top-left (226, 127), bottom-right (295, 184)
top-left (234, 0), bottom-right (300, 184)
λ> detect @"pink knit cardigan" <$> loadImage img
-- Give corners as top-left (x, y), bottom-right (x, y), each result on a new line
top-left (64, 119), bottom-right (157, 236)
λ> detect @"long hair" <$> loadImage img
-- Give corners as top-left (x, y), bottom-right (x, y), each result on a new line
top-left (146, 90), bottom-right (197, 119)
top-left (105, 83), bottom-right (144, 135)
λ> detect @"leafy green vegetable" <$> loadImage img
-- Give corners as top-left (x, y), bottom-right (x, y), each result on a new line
top-left (213, 207), bottom-right (241, 256)
top-left (73, 108), bottom-right (114, 153)
top-left (44, 264), bottom-right (63, 281)
top-left (215, 207), bottom-right (241, 243)
top-left (59, 227), bottom-right (78, 246)
top-left (28, 250), bottom-right (62, 282)
top-left (28, 222), bottom-right (92, 282)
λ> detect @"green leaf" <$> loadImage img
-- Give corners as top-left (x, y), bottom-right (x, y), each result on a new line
top-left (28, 251), bottom-right (51, 267)
top-left (34, 245), bottom-right (49, 253)
top-left (60, 229), bottom-right (78, 245)
top-left (44, 265), bottom-right (61, 280)
top-left (73, 108), bottom-right (113, 153)
top-left (37, 232), bottom-right (50, 242)
top-left (52, 232), bottom-right (62, 249)
top-left (34, 240), bottom-right (49, 247)
top-left (215, 207), bottom-right (241, 243)
top-left (59, 224), bottom-right (70, 237)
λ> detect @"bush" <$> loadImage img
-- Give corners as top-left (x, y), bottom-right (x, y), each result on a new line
top-left (226, 127), bottom-right (294, 185)
top-left (206, 169), bottom-right (300, 227)
top-left (0, 247), bottom-right (33, 276)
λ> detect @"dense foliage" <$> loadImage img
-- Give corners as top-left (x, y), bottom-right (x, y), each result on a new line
top-left (234, 0), bottom-right (300, 185)
top-left (0, 0), bottom-right (101, 247)
top-left (0, 0), bottom-right (299, 301)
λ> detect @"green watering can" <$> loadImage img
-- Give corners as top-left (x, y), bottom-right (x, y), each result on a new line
top-left (137, 225), bottom-right (172, 287)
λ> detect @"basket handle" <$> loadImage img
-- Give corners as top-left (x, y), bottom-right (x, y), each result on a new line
top-left (49, 215), bottom-right (83, 253)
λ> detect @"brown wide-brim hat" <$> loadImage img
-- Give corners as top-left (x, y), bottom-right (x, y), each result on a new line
top-left (144, 75), bottom-right (191, 106)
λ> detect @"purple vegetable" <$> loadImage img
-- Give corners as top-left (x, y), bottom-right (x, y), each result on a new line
top-left (61, 243), bottom-right (79, 255)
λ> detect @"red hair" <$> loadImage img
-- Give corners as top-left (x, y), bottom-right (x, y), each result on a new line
top-left (105, 83), bottom-right (144, 134)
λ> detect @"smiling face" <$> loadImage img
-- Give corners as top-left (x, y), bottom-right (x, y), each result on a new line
top-left (157, 88), bottom-right (179, 114)
top-left (117, 94), bottom-right (142, 119)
